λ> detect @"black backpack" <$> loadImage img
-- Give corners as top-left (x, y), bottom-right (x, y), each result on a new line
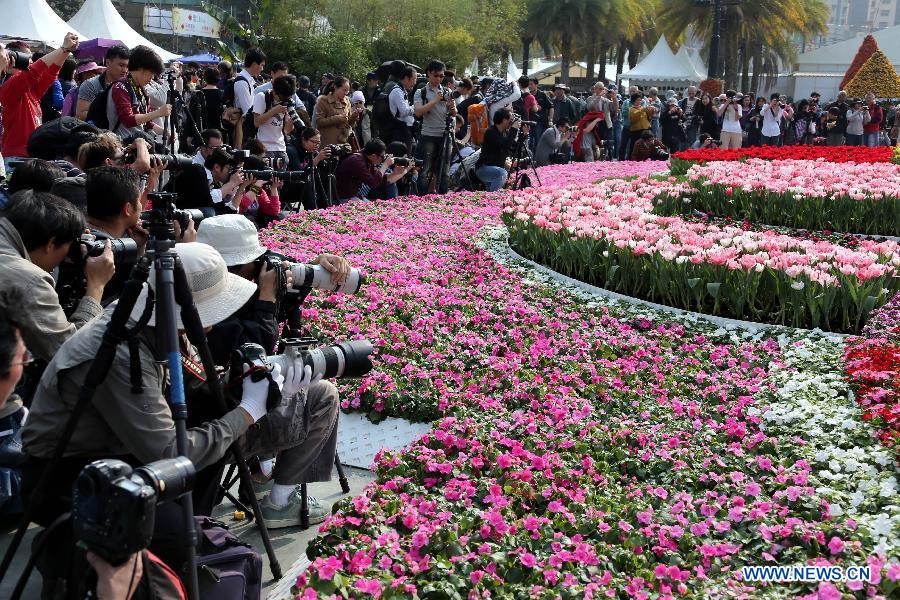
top-left (241, 89), bottom-right (274, 142)
top-left (222, 74), bottom-right (252, 109)
top-left (371, 81), bottom-right (403, 135)
top-left (86, 80), bottom-right (137, 132)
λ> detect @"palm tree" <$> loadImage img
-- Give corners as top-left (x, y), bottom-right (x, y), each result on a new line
top-left (529, 0), bottom-right (609, 85)
top-left (657, 0), bottom-right (827, 90)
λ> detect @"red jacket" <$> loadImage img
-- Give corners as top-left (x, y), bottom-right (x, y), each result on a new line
top-left (572, 111), bottom-right (606, 159)
top-left (0, 61), bottom-right (61, 157)
top-left (864, 104), bottom-right (883, 134)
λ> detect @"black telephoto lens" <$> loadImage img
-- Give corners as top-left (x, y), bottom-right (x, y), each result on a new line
top-left (132, 457), bottom-right (196, 504)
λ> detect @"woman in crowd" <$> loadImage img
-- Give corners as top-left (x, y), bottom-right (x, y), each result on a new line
top-left (698, 93), bottom-right (719, 141)
top-left (108, 45), bottom-right (172, 140)
top-left (315, 76), bottom-right (362, 146)
top-left (745, 96), bottom-right (766, 147)
top-left (236, 155), bottom-right (283, 227)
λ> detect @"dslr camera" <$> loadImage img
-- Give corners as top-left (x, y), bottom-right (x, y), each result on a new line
top-left (73, 457), bottom-right (195, 565)
top-left (57, 233), bottom-right (140, 316)
top-left (256, 251), bottom-right (366, 296)
top-left (393, 157), bottom-right (424, 168)
top-left (124, 150), bottom-right (193, 171)
top-left (325, 144), bottom-right (352, 159)
top-left (141, 192), bottom-right (206, 240)
top-left (243, 167), bottom-right (310, 184)
top-left (5, 49), bottom-right (31, 71)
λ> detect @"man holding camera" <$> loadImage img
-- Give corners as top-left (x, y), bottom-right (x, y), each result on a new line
top-left (173, 146), bottom-right (249, 216)
top-left (475, 108), bottom-right (519, 191)
top-left (75, 45), bottom-right (130, 121)
top-left (761, 93), bottom-right (785, 146)
top-left (414, 60), bottom-right (457, 195)
top-left (334, 139), bottom-right (412, 202)
top-left (534, 118), bottom-right (573, 166)
top-left (253, 75), bottom-right (297, 168)
top-left (0, 191), bottom-right (115, 362)
top-left (21, 242), bottom-right (343, 529)
top-left (0, 33), bottom-right (80, 171)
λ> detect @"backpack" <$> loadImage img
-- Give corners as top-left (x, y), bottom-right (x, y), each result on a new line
top-left (241, 89), bottom-right (274, 143)
top-left (512, 90), bottom-right (530, 117)
top-left (86, 80), bottom-right (136, 132)
top-left (371, 80), bottom-right (403, 135)
top-left (222, 74), bottom-right (252, 109)
top-left (61, 85), bottom-right (80, 118)
top-left (468, 103), bottom-right (490, 146)
top-left (195, 517), bottom-right (262, 600)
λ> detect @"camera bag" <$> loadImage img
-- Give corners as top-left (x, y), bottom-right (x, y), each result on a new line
top-left (195, 516), bottom-right (263, 600)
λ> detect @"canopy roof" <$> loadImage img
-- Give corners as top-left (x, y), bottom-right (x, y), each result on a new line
top-left (68, 0), bottom-right (177, 61)
top-left (620, 35), bottom-right (701, 85)
top-left (177, 52), bottom-right (221, 65)
top-left (0, 0), bottom-right (84, 47)
top-left (675, 45), bottom-right (705, 81)
top-left (796, 26), bottom-right (900, 72)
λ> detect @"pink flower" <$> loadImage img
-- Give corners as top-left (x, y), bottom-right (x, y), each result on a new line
top-left (816, 582), bottom-right (841, 600)
top-left (355, 578), bottom-right (382, 596)
top-left (827, 536), bottom-right (844, 555)
top-left (520, 552), bottom-right (537, 568)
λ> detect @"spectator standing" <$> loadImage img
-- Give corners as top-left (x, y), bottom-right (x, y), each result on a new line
top-left (195, 67), bottom-right (224, 132)
top-left (627, 93), bottom-right (652, 157)
top-left (660, 99), bottom-right (685, 151)
top-left (551, 84), bottom-right (579, 126)
top-left (296, 76), bottom-right (316, 117)
top-left (514, 76), bottom-right (538, 122)
top-left (62, 61), bottom-right (105, 118)
top-left (646, 88), bottom-right (663, 138)
top-left (863, 92), bottom-right (883, 147)
top-left (316, 76), bottom-right (361, 146)
top-left (716, 93), bottom-right (743, 149)
top-left (824, 90), bottom-right (849, 146)
top-left (107, 46), bottom-right (171, 140)
top-left (746, 96), bottom-right (766, 147)
top-left (217, 60), bottom-right (233, 89)
top-left (252, 75), bottom-right (296, 167)
top-left (75, 45), bottom-right (130, 121)
top-left (845, 98), bottom-right (869, 145)
top-left (760, 93), bottom-right (784, 146)
top-left (528, 78), bottom-right (554, 150)
top-left (414, 60), bottom-right (457, 195)
top-left (0, 34), bottom-right (80, 170)
top-left (679, 86), bottom-right (700, 149)
top-left (697, 93), bottom-right (719, 140)
top-left (254, 62), bottom-right (303, 113)
top-left (234, 48), bottom-right (266, 117)
top-left (40, 57), bottom-right (77, 122)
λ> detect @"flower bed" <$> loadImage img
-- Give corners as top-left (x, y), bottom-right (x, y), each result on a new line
top-left (657, 159), bottom-right (900, 236)
top-left (534, 160), bottom-right (668, 188)
top-left (504, 176), bottom-right (900, 333)
top-left (257, 190), bottom-right (898, 598)
top-left (844, 292), bottom-right (900, 453)
top-left (670, 145), bottom-right (894, 175)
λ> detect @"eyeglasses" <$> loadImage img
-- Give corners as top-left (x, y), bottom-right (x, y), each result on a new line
top-left (430, 72), bottom-right (445, 79)
top-left (13, 349), bottom-right (33, 367)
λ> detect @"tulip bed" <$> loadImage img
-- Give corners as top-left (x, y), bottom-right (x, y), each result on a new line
top-left (669, 145), bottom-right (894, 175)
top-left (504, 176), bottom-right (900, 333)
top-left (258, 160), bottom-right (898, 598)
top-left (655, 159), bottom-right (900, 236)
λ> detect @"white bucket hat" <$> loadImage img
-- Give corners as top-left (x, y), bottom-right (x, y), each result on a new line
top-left (129, 242), bottom-right (257, 328)
top-left (196, 214), bottom-right (268, 266)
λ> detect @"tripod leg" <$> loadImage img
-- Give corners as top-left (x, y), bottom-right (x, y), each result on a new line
top-left (300, 482), bottom-right (310, 529)
top-left (172, 262), bottom-right (283, 580)
top-left (334, 455), bottom-right (350, 494)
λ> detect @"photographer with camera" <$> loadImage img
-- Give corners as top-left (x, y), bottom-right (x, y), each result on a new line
top-left (21, 242), bottom-right (344, 530)
top-left (414, 60), bottom-right (457, 195)
top-left (171, 146), bottom-right (249, 216)
top-left (334, 138), bottom-right (412, 202)
top-left (660, 98), bottom-right (686, 152)
top-left (0, 33), bottom-right (80, 171)
top-left (78, 133), bottom-right (153, 174)
top-left (235, 156), bottom-right (284, 226)
top-left (761, 93), bottom-right (785, 146)
top-left (690, 132), bottom-right (718, 150)
top-left (475, 108), bottom-right (519, 191)
top-left (534, 118), bottom-right (573, 166)
top-left (252, 75), bottom-right (298, 169)
top-left (631, 130), bottom-right (669, 161)
top-left (715, 92), bottom-right (743, 149)
top-left (316, 77), bottom-right (362, 148)
top-left (373, 65), bottom-right (416, 151)
top-left (0, 191), bottom-right (114, 362)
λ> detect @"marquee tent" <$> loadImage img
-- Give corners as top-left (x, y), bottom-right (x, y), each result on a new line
top-left (0, 0), bottom-right (83, 47)
top-left (177, 52), bottom-right (221, 65)
top-left (620, 35), bottom-right (702, 87)
top-left (675, 45), bottom-right (706, 81)
top-left (68, 0), bottom-right (177, 61)
top-left (689, 49), bottom-right (707, 79)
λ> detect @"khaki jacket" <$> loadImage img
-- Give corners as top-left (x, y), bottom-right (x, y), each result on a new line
top-left (22, 308), bottom-right (249, 468)
top-left (0, 217), bottom-right (102, 362)
top-left (315, 94), bottom-right (358, 145)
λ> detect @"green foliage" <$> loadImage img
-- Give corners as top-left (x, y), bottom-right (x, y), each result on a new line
top-left (261, 29), bottom-right (374, 82)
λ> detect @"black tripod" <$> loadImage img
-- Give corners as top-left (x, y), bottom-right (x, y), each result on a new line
top-left (427, 107), bottom-right (475, 194)
top-left (0, 203), bottom-right (283, 598)
top-left (162, 74), bottom-right (203, 156)
top-left (505, 123), bottom-right (543, 190)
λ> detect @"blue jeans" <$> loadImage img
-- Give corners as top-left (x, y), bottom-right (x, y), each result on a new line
top-left (864, 131), bottom-right (881, 147)
top-left (845, 133), bottom-right (863, 146)
top-left (762, 135), bottom-right (780, 146)
top-left (475, 165), bottom-right (507, 192)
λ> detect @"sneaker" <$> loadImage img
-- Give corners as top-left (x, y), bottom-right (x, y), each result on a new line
top-left (259, 490), bottom-right (330, 529)
top-left (252, 479), bottom-right (273, 501)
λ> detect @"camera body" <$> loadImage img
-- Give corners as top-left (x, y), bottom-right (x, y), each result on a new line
top-left (57, 233), bottom-right (140, 316)
top-left (141, 192), bottom-right (205, 240)
top-left (255, 251), bottom-right (366, 296)
top-left (243, 168), bottom-right (309, 184)
top-left (72, 457), bottom-right (195, 565)
top-left (325, 144), bottom-right (352, 160)
top-left (235, 338), bottom-right (375, 388)
top-left (6, 49), bottom-right (31, 71)
top-left (123, 150), bottom-right (193, 172)
top-left (393, 157), bottom-right (424, 169)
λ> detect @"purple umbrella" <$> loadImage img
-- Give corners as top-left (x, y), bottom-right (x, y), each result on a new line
top-left (74, 38), bottom-right (126, 62)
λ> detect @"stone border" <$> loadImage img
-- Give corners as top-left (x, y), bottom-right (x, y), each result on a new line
top-left (485, 228), bottom-right (847, 340)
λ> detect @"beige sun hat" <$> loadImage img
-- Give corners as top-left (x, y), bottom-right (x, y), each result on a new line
top-left (129, 242), bottom-right (257, 328)
top-left (196, 214), bottom-right (268, 266)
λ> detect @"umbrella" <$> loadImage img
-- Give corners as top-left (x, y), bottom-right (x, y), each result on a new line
top-left (176, 53), bottom-right (221, 65)
top-left (74, 37), bottom-right (125, 62)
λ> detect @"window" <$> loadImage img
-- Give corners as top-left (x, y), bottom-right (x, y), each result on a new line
top-left (881, 9), bottom-right (891, 15)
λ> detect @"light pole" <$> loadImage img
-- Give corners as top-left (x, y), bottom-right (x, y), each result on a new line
top-left (694, 0), bottom-right (741, 80)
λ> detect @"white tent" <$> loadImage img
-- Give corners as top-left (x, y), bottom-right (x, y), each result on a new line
top-left (689, 49), bottom-right (707, 80)
top-left (68, 0), bottom-right (177, 61)
top-left (620, 35), bottom-right (701, 87)
top-left (0, 0), bottom-right (84, 47)
top-left (675, 45), bottom-right (705, 81)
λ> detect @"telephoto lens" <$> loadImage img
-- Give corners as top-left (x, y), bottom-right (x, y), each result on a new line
top-left (289, 263), bottom-right (365, 294)
top-left (269, 339), bottom-right (375, 380)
